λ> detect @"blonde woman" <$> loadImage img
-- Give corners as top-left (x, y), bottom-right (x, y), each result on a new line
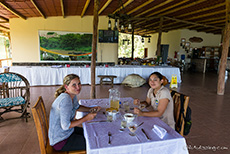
top-left (48, 74), bottom-right (101, 151)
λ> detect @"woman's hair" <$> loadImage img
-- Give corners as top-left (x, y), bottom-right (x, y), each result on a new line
top-left (54, 74), bottom-right (80, 98)
top-left (148, 72), bottom-right (163, 84)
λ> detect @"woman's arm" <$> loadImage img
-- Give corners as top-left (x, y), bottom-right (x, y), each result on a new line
top-left (77, 105), bottom-right (101, 112)
top-left (134, 98), bottom-right (169, 117)
top-left (133, 97), bottom-right (151, 106)
top-left (69, 112), bottom-right (96, 128)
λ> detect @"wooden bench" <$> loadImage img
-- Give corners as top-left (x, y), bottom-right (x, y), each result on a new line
top-left (97, 75), bottom-right (117, 87)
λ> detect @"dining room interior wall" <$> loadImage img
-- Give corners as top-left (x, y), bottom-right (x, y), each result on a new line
top-left (9, 16), bottom-right (221, 63)
top-left (144, 29), bottom-right (221, 60)
top-left (9, 16), bottom-right (118, 63)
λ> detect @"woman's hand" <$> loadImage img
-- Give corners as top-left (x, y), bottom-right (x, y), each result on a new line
top-left (85, 112), bottom-right (97, 121)
top-left (89, 106), bottom-right (101, 113)
top-left (134, 107), bottom-right (143, 116)
top-left (133, 99), bottom-right (140, 105)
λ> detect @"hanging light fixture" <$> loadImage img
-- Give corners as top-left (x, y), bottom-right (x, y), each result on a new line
top-left (142, 35), bottom-right (151, 43)
top-left (120, 24), bottom-right (125, 33)
top-left (114, 19), bottom-right (118, 30)
top-left (141, 37), bottom-right (144, 43)
top-left (107, 0), bottom-right (133, 33)
top-left (128, 23), bottom-right (132, 32)
top-left (108, 18), bottom-right (112, 30)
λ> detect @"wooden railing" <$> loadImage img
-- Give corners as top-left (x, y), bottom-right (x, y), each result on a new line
top-left (0, 58), bottom-right (12, 67)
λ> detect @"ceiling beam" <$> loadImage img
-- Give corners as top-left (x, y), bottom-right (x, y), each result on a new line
top-left (186, 10), bottom-right (225, 21)
top-left (0, 25), bottom-right (10, 31)
top-left (113, 0), bottom-right (134, 14)
top-left (81, 0), bottom-right (90, 17)
top-left (60, 0), bottom-right (65, 18)
top-left (205, 19), bottom-right (226, 25)
top-left (164, 16), bottom-right (222, 30)
top-left (133, 0), bottom-right (187, 26)
top-left (177, 2), bottom-right (225, 18)
top-left (0, 16), bottom-right (9, 22)
top-left (98, 0), bottom-right (112, 15)
top-left (158, 0), bottom-right (207, 17)
top-left (0, 21), bottom-right (8, 23)
top-left (199, 16), bottom-right (226, 23)
top-left (30, 0), bottom-right (46, 18)
top-left (127, 0), bottom-right (155, 15)
top-left (136, 0), bottom-right (174, 17)
top-left (0, 1), bottom-right (26, 20)
top-left (146, 0), bottom-right (190, 17)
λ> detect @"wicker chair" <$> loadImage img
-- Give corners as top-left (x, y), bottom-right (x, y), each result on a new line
top-left (32, 96), bottom-right (86, 154)
top-left (0, 72), bottom-right (30, 122)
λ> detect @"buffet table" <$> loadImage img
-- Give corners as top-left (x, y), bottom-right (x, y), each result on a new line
top-left (0, 65), bottom-right (181, 86)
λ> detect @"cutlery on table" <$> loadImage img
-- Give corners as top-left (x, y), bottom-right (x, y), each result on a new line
top-left (137, 122), bottom-right (144, 128)
top-left (141, 128), bottom-right (150, 140)
top-left (87, 120), bottom-right (107, 124)
top-left (108, 132), bottom-right (112, 145)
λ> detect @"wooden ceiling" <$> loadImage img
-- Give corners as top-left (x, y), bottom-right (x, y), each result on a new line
top-left (0, 0), bottom-right (227, 35)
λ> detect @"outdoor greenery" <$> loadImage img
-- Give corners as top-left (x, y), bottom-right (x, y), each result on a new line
top-left (39, 31), bottom-right (144, 61)
top-left (118, 33), bottom-right (144, 58)
top-left (40, 32), bottom-right (93, 61)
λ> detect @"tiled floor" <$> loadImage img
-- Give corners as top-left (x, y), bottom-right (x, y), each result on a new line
top-left (1, 71), bottom-right (230, 154)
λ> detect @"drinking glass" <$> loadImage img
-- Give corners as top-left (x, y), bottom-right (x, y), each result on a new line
top-left (120, 119), bottom-right (127, 132)
top-left (107, 113), bottom-right (113, 122)
top-left (123, 101), bottom-right (130, 112)
top-left (128, 122), bottom-right (137, 136)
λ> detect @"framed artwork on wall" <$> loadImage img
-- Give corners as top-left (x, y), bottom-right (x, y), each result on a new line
top-left (39, 30), bottom-right (94, 61)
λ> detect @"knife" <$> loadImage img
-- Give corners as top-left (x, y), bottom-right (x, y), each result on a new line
top-left (87, 120), bottom-right (107, 124)
top-left (141, 128), bottom-right (150, 140)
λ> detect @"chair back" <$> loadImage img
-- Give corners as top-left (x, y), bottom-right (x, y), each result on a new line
top-left (32, 96), bottom-right (85, 154)
top-left (32, 96), bottom-right (52, 154)
top-left (0, 72), bottom-right (30, 122)
top-left (0, 72), bottom-right (30, 99)
top-left (170, 90), bottom-right (190, 136)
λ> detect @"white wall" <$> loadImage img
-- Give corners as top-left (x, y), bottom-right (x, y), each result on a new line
top-left (9, 16), bottom-right (222, 63)
top-left (10, 16), bottom-right (118, 63)
top-left (145, 29), bottom-right (221, 60)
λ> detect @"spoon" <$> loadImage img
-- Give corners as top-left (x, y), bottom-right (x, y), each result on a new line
top-left (108, 132), bottom-right (112, 144)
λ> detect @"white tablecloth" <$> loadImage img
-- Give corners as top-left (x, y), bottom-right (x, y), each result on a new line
top-left (0, 65), bottom-right (181, 86)
top-left (78, 98), bottom-right (188, 154)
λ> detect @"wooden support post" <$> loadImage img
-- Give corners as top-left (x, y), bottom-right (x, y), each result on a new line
top-left (156, 17), bottom-right (163, 57)
top-left (131, 28), bottom-right (134, 59)
top-left (90, 0), bottom-right (99, 99)
top-left (217, 0), bottom-right (230, 95)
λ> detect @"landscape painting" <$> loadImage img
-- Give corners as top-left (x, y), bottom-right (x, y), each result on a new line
top-left (39, 30), bottom-right (94, 61)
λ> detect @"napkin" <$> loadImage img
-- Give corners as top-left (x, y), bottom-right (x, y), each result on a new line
top-left (152, 124), bottom-right (167, 139)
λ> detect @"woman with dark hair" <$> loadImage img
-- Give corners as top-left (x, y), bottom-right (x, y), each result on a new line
top-left (133, 72), bottom-right (175, 129)
top-left (48, 74), bottom-right (101, 151)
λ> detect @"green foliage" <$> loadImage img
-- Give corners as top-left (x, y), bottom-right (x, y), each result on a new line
top-left (39, 32), bottom-right (93, 61)
top-left (47, 32), bottom-right (55, 35)
top-left (118, 33), bottom-right (144, 58)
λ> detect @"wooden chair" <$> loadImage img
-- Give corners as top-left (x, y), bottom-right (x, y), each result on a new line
top-left (170, 90), bottom-right (190, 136)
top-left (32, 96), bottom-right (86, 154)
top-left (0, 72), bottom-right (30, 122)
top-left (162, 76), bottom-right (169, 86)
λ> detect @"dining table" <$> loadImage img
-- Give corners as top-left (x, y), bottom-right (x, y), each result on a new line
top-left (77, 97), bottom-right (189, 154)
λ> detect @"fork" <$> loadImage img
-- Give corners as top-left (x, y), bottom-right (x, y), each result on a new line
top-left (108, 132), bottom-right (112, 145)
